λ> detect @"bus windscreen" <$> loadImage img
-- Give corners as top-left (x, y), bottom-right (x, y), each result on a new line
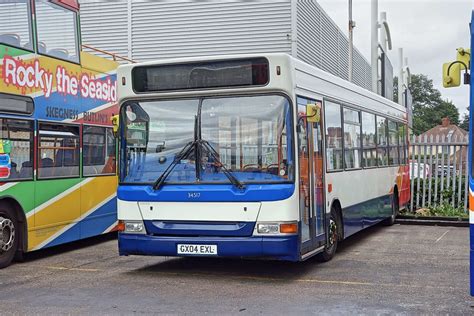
top-left (132, 58), bottom-right (269, 92)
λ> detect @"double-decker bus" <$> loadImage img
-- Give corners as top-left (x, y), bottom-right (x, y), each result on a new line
top-left (0, 0), bottom-right (120, 268)
top-left (116, 54), bottom-right (410, 261)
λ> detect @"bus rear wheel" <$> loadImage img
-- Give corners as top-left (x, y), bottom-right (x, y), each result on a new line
top-left (317, 207), bottom-right (340, 262)
top-left (383, 191), bottom-right (399, 226)
top-left (0, 206), bottom-right (18, 269)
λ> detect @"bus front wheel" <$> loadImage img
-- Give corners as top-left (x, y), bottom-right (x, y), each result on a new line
top-left (317, 206), bottom-right (340, 262)
top-left (0, 205), bottom-right (18, 269)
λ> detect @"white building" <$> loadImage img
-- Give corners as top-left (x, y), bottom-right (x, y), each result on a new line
top-left (79, 0), bottom-right (374, 91)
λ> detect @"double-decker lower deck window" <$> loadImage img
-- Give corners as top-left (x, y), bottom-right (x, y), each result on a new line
top-left (38, 123), bottom-right (80, 179)
top-left (83, 126), bottom-right (116, 176)
top-left (0, 118), bottom-right (33, 181)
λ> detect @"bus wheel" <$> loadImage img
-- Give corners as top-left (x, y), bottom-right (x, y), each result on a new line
top-left (317, 207), bottom-right (340, 262)
top-left (0, 206), bottom-right (18, 269)
top-left (383, 191), bottom-right (399, 226)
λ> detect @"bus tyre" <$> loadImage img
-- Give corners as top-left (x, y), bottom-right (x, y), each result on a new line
top-left (0, 206), bottom-right (18, 269)
top-left (317, 207), bottom-right (340, 262)
top-left (383, 191), bottom-right (399, 226)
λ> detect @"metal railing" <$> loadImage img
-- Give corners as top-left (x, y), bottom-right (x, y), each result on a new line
top-left (81, 44), bottom-right (135, 63)
top-left (409, 134), bottom-right (469, 212)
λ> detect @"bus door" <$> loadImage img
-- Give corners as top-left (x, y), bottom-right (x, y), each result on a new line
top-left (297, 97), bottom-right (326, 256)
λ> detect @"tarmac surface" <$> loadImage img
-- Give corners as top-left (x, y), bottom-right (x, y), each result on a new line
top-left (0, 224), bottom-right (472, 315)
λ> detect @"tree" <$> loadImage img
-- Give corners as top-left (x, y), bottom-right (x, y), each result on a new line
top-left (460, 108), bottom-right (469, 131)
top-left (395, 74), bottom-right (460, 135)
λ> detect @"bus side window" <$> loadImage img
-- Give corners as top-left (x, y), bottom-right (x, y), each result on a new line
top-left (83, 126), bottom-right (117, 176)
top-left (0, 1), bottom-right (33, 51)
top-left (38, 123), bottom-right (80, 179)
top-left (324, 101), bottom-right (343, 171)
top-left (35, 0), bottom-right (79, 63)
top-left (0, 118), bottom-right (34, 181)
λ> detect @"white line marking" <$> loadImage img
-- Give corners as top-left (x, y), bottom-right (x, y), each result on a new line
top-left (435, 230), bottom-right (449, 243)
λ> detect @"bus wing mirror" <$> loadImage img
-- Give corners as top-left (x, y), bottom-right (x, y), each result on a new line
top-left (111, 114), bottom-right (120, 137)
top-left (442, 62), bottom-right (461, 88)
top-left (306, 103), bottom-right (321, 123)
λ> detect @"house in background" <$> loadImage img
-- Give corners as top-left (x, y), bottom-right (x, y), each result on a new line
top-left (412, 117), bottom-right (468, 173)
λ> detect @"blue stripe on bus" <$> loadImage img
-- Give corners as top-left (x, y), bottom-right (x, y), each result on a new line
top-left (119, 233), bottom-right (300, 261)
top-left (117, 183), bottom-right (295, 202)
top-left (43, 197), bottom-right (117, 248)
top-left (342, 194), bottom-right (392, 238)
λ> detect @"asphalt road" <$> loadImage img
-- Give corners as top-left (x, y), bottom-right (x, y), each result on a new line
top-left (0, 224), bottom-right (472, 315)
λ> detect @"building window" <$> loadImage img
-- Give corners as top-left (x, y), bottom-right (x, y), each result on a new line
top-left (388, 120), bottom-right (399, 166)
top-left (0, 0), bottom-right (33, 51)
top-left (0, 118), bottom-right (33, 181)
top-left (377, 116), bottom-right (388, 166)
top-left (343, 107), bottom-right (361, 169)
top-left (38, 123), bottom-right (80, 179)
top-left (362, 112), bottom-right (377, 168)
top-left (325, 101), bottom-right (343, 171)
top-left (35, 0), bottom-right (79, 62)
top-left (83, 126), bottom-right (116, 176)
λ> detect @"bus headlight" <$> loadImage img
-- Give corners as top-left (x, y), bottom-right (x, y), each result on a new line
top-left (256, 222), bottom-right (298, 235)
top-left (257, 223), bottom-right (280, 234)
top-left (120, 220), bottom-right (145, 234)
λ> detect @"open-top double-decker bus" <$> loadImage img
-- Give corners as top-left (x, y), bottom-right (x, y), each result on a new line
top-left (0, 0), bottom-right (120, 268)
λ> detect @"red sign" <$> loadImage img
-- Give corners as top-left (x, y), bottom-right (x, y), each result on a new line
top-left (51, 0), bottom-right (79, 11)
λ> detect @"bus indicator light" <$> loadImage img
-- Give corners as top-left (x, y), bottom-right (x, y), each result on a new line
top-left (117, 220), bottom-right (125, 232)
top-left (280, 223), bottom-right (298, 234)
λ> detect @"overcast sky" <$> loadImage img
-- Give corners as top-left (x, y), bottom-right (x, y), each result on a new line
top-left (317, 0), bottom-right (473, 117)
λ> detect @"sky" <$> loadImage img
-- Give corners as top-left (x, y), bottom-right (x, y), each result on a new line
top-left (317, 0), bottom-right (473, 118)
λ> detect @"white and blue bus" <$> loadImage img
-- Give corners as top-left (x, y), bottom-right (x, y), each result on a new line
top-left (116, 54), bottom-right (410, 261)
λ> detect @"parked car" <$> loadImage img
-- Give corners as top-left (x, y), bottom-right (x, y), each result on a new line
top-left (409, 161), bottom-right (430, 179)
top-left (436, 165), bottom-right (455, 177)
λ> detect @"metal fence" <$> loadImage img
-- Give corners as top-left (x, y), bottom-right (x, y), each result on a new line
top-left (409, 134), bottom-right (469, 212)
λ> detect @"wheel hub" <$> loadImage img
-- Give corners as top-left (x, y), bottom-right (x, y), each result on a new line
top-left (0, 216), bottom-right (15, 253)
top-left (328, 218), bottom-right (337, 246)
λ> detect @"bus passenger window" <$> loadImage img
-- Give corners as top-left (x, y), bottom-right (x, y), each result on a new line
top-left (399, 124), bottom-right (407, 164)
top-left (343, 108), bottom-right (361, 169)
top-left (0, 119), bottom-right (34, 181)
top-left (83, 126), bottom-right (116, 176)
top-left (388, 121), bottom-right (399, 166)
top-left (376, 116), bottom-right (388, 166)
top-left (324, 101), bottom-right (343, 171)
top-left (362, 112), bottom-right (377, 167)
top-left (35, 0), bottom-right (79, 63)
top-left (38, 123), bottom-right (80, 179)
top-left (0, 0), bottom-right (33, 51)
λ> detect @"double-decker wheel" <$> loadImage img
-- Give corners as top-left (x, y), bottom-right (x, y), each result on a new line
top-left (0, 206), bottom-right (18, 269)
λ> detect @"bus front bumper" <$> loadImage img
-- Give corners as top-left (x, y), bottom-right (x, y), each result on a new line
top-left (118, 233), bottom-right (300, 261)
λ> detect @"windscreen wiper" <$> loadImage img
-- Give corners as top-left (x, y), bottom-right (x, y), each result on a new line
top-left (152, 139), bottom-right (196, 190)
top-left (200, 140), bottom-right (245, 190)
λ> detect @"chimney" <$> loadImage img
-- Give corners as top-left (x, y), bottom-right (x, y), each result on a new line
top-left (441, 117), bottom-right (450, 127)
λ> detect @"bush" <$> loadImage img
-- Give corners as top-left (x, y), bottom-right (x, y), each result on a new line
top-left (408, 176), bottom-right (468, 213)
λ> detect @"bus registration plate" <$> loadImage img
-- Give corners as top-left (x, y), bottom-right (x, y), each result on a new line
top-left (177, 244), bottom-right (218, 255)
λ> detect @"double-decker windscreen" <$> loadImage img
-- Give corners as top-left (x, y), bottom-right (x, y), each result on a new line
top-left (132, 58), bottom-right (269, 92)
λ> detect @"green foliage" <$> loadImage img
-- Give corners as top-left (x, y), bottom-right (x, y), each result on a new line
top-left (427, 203), bottom-right (468, 218)
top-left (460, 109), bottom-right (469, 131)
top-left (394, 74), bottom-right (460, 135)
top-left (409, 176), bottom-right (467, 213)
